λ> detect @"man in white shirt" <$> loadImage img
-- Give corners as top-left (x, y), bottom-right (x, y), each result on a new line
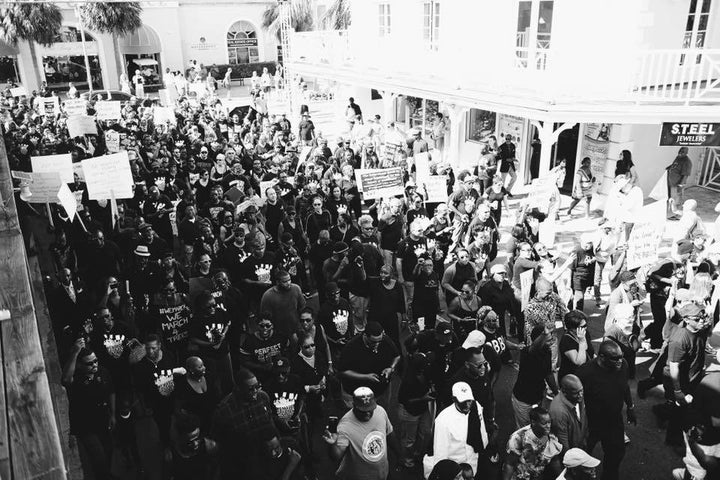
top-left (428, 382), bottom-right (491, 478)
top-left (603, 174), bottom-right (643, 239)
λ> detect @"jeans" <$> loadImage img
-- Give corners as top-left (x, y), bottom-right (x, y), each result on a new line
top-left (647, 293), bottom-right (668, 349)
top-left (402, 281), bottom-right (415, 320)
top-left (502, 168), bottom-right (518, 192)
top-left (594, 260), bottom-right (607, 300)
top-left (588, 426), bottom-right (625, 480)
top-left (77, 431), bottom-right (113, 479)
top-left (398, 403), bottom-right (432, 467)
top-left (349, 293), bottom-right (369, 333)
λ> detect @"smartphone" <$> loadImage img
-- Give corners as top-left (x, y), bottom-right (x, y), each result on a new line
top-left (327, 416), bottom-right (339, 434)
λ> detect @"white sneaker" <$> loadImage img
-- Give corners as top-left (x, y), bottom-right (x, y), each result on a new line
top-left (672, 468), bottom-right (686, 480)
top-left (624, 433), bottom-right (630, 444)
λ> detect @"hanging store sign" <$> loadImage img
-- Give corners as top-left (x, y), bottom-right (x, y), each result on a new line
top-left (227, 38), bottom-right (258, 48)
top-left (39, 41), bottom-right (99, 57)
top-left (659, 122), bottom-right (720, 147)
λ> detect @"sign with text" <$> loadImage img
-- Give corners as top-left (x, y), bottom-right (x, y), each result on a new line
top-left (580, 123), bottom-right (613, 188)
top-left (95, 101), bottom-right (122, 121)
top-left (153, 106), bottom-right (176, 125)
top-left (41, 97), bottom-right (60, 117)
top-left (421, 175), bottom-right (448, 203)
top-left (660, 122), bottom-right (720, 146)
top-left (355, 168), bottom-right (405, 200)
top-left (31, 154), bottom-right (73, 184)
top-left (81, 152), bottom-right (134, 200)
top-left (64, 99), bottom-right (87, 116)
top-left (67, 115), bottom-right (97, 138)
top-left (10, 86), bottom-right (28, 98)
top-left (105, 130), bottom-right (120, 153)
top-left (415, 152), bottom-right (431, 185)
top-left (57, 184), bottom-right (77, 221)
top-left (26, 171), bottom-right (63, 204)
top-left (520, 269), bottom-right (534, 310)
top-left (626, 222), bottom-right (663, 270)
top-left (526, 176), bottom-right (555, 214)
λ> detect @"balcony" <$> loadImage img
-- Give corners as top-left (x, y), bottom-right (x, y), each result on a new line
top-left (287, 30), bottom-right (720, 118)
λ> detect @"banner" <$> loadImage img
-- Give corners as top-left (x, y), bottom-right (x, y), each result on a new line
top-left (415, 152), bottom-right (431, 185)
top-left (498, 113), bottom-right (524, 143)
top-left (520, 269), bottom-right (534, 310)
top-left (67, 115), bottom-right (97, 138)
top-left (626, 222), bottom-right (663, 270)
top-left (580, 123), bottom-right (613, 186)
top-left (105, 130), bottom-right (120, 153)
top-left (26, 171), bottom-right (63, 203)
top-left (81, 152), bottom-right (134, 200)
top-left (660, 122), bottom-right (720, 146)
top-left (31, 154), bottom-right (74, 184)
top-left (355, 167), bottom-right (405, 200)
top-left (421, 175), bottom-right (448, 203)
top-left (64, 99), bottom-right (87, 116)
top-left (95, 101), bottom-right (122, 121)
top-left (41, 97), bottom-right (60, 117)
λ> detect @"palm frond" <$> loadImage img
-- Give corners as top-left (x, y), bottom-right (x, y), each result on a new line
top-left (0, 3), bottom-right (62, 46)
top-left (323, 0), bottom-right (351, 30)
top-left (261, 0), bottom-right (315, 39)
top-left (78, 2), bottom-right (143, 36)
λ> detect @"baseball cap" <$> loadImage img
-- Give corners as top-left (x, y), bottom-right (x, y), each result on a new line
top-left (325, 282), bottom-right (340, 295)
top-left (490, 264), bottom-right (507, 275)
top-left (462, 330), bottom-right (486, 349)
top-left (352, 386), bottom-right (377, 412)
top-left (138, 222), bottom-right (152, 231)
top-left (435, 322), bottom-right (452, 336)
top-left (273, 356), bottom-right (291, 372)
top-left (563, 448), bottom-right (600, 469)
top-left (333, 241), bottom-right (349, 255)
top-left (618, 271), bottom-right (636, 283)
top-left (451, 382), bottom-right (474, 402)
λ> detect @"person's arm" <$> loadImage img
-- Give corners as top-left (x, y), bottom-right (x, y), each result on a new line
top-left (624, 377), bottom-right (637, 424)
top-left (668, 360), bottom-right (684, 399)
top-left (502, 452), bottom-right (521, 480)
top-left (280, 448), bottom-right (302, 480)
top-left (545, 252), bottom-right (578, 283)
top-left (108, 392), bottom-right (117, 431)
top-left (441, 264), bottom-right (460, 297)
top-left (563, 335), bottom-right (588, 366)
top-left (61, 338), bottom-right (85, 387)
top-left (322, 430), bottom-right (347, 462)
top-left (688, 432), bottom-right (720, 472)
top-left (331, 256), bottom-right (350, 282)
top-left (552, 410), bottom-right (571, 452)
top-left (381, 355), bottom-right (401, 379)
top-left (545, 371), bottom-right (559, 396)
top-left (396, 257), bottom-right (405, 284)
top-left (338, 369), bottom-right (380, 384)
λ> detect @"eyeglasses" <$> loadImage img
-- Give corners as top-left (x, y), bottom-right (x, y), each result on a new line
top-left (258, 323), bottom-right (273, 329)
top-left (313, 203), bottom-right (322, 207)
top-left (84, 359), bottom-right (99, 366)
top-left (461, 289), bottom-right (473, 294)
top-left (302, 344), bottom-right (316, 349)
top-left (300, 318), bottom-right (313, 323)
top-left (468, 361), bottom-right (489, 369)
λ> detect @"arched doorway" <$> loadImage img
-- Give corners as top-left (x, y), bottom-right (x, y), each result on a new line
top-left (119, 25), bottom-right (162, 91)
top-left (37, 25), bottom-right (103, 90)
top-left (227, 20), bottom-right (259, 64)
top-left (0, 40), bottom-right (21, 84)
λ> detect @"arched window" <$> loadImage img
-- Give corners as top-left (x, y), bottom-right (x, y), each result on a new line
top-left (227, 20), bottom-right (259, 65)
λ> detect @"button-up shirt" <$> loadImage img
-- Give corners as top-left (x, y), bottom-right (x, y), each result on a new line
top-left (432, 402), bottom-right (488, 471)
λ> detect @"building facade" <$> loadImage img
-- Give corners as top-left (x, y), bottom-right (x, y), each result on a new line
top-left (287, 0), bottom-right (720, 197)
top-left (3, 0), bottom-right (280, 93)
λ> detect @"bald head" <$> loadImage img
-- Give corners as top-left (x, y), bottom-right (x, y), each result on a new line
top-left (560, 374), bottom-right (584, 403)
top-left (598, 340), bottom-right (622, 358)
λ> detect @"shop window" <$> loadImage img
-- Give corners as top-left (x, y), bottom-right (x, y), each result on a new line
top-left (516, 0), bottom-right (553, 69)
top-left (0, 57), bottom-right (20, 83)
top-left (227, 20), bottom-right (259, 65)
top-left (378, 3), bottom-right (391, 37)
top-left (681, 0), bottom-right (711, 65)
top-left (423, 2), bottom-right (440, 51)
top-left (466, 108), bottom-right (497, 144)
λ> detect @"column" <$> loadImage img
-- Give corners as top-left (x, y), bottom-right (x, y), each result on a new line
top-left (380, 90), bottom-right (397, 124)
top-left (530, 120), bottom-right (577, 175)
top-left (446, 104), bottom-right (469, 166)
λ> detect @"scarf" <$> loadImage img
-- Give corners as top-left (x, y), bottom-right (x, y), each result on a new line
top-left (466, 401), bottom-right (485, 453)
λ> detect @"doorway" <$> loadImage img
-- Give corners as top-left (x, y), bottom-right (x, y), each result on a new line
top-left (552, 123), bottom-right (579, 193)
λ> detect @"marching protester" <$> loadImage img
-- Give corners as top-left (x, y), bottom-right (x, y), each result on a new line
top-left (6, 73), bottom-right (718, 480)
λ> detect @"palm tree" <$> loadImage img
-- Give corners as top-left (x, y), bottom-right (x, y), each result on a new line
top-left (262, 0), bottom-right (316, 41)
top-left (322, 0), bottom-right (351, 30)
top-left (0, 2), bottom-right (62, 89)
top-left (78, 2), bottom-right (142, 88)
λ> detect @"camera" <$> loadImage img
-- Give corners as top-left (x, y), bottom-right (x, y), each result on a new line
top-left (327, 416), bottom-right (339, 433)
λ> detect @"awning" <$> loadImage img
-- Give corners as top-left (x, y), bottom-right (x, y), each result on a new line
top-left (0, 40), bottom-right (18, 57)
top-left (119, 25), bottom-right (161, 55)
top-left (133, 58), bottom-right (158, 66)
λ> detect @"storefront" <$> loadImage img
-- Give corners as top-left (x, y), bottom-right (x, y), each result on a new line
top-left (38, 25), bottom-right (103, 90)
top-left (226, 20), bottom-right (259, 64)
top-left (0, 41), bottom-right (21, 84)
top-left (119, 24), bottom-right (162, 86)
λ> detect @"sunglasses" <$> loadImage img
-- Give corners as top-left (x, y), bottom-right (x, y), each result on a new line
top-left (258, 323), bottom-right (273, 329)
top-left (302, 343), bottom-right (316, 349)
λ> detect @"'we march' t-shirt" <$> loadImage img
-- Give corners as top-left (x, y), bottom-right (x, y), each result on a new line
top-left (336, 406), bottom-right (393, 480)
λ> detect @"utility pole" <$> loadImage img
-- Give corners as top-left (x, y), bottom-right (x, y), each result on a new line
top-left (74, 4), bottom-right (94, 95)
top-left (277, 0), bottom-right (294, 115)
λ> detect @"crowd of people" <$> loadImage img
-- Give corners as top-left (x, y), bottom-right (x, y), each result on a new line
top-left (2, 71), bottom-right (720, 480)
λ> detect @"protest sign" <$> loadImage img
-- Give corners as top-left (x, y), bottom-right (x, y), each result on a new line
top-left (539, 219), bottom-right (556, 246)
top-left (415, 152), bottom-right (431, 185)
top-left (10, 86), bottom-right (27, 97)
top-left (11, 171), bottom-right (33, 182)
top-left (57, 184), bottom-right (77, 221)
top-left (95, 101), bottom-right (121, 121)
top-left (649, 171), bottom-right (668, 201)
top-left (31, 153), bottom-right (74, 184)
top-left (64, 99), bottom-right (87, 116)
top-left (159, 89), bottom-right (175, 106)
top-left (355, 168), bottom-right (404, 200)
top-left (384, 142), bottom-right (401, 163)
top-left (421, 175), bottom-right (448, 203)
top-left (527, 176), bottom-right (555, 213)
top-left (105, 130), bottom-right (120, 153)
top-left (41, 97), bottom-right (60, 117)
top-left (67, 115), bottom-right (97, 138)
top-left (153, 106), bottom-right (177, 125)
top-left (26, 171), bottom-right (63, 204)
top-left (189, 83), bottom-right (207, 97)
top-left (259, 180), bottom-right (278, 199)
top-left (81, 152), bottom-right (134, 200)
top-left (626, 222), bottom-right (662, 270)
top-left (520, 269), bottom-right (534, 310)
top-left (580, 123), bottom-right (612, 191)
top-left (72, 163), bottom-right (85, 182)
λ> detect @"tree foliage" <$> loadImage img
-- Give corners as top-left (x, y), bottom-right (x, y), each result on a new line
top-left (322, 0), bottom-right (351, 30)
top-left (0, 2), bottom-right (62, 46)
top-left (78, 2), bottom-right (143, 36)
top-left (262, 0), bottom-right (316, 38)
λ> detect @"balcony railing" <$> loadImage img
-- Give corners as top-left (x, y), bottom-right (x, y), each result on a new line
top-left (288, 30), bottom-right (720, 105)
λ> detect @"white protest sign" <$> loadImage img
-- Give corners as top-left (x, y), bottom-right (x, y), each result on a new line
top-left (626, 222), bottom-right (663, 270)
top-left (105, 130), bottom-right (120, 153)
top-left (158, 89), bottom-right (173, 106)
top-left (539, 220), bottom-right (556, 246)
top-left (57, 184), bottom-right (77, 221)
top-left (520, 269), bottom-right (534, 310)
top-left (189, 82), bottom-right (207, 97)
top-left (415, 152), bottom-right (431, 185)
top-left (26, 171), bottom-right (63, 203)
top-left (64, 99), bottom-right (87, 116)
top-left (11, 171), bottom-right (33, 182)
top-left (259, 180), bottom-right (278, 199)
top-left (649, 171), bottom-right (668, 202)
top-left (41, 97), bottom-right (60, 117)
top-left (95, 101), bottom-right (122, 121)
top-left (421, 175), bottom-right (448, 203)
top-left (10, 86), bottom-right (28, 97)
top-left (67, 115), bottom-right (97, 138)
top-left (31, 154), bottom-right (73, 184)
top-left (527, 176), bottom-right (555, 214)
top-left (296, 146), bottom-right (313, 173)
top-left (384, 142), bottom-right (401, 163)
top-left (153, 106), bottom-right (176, 125)
top-left (355, 167), bottom-right (405, 200)
top-left (81, 152), bottom-right (134, 200)
top-left (72, 163), bottom-right (85, 182)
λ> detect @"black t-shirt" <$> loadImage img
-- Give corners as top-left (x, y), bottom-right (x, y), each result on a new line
top-left (189, 310), bottom-right (231, 356)
top-left (576, 359), bottom-right (629, 426)
top-left (513, 346), bottom-right (552, 404)
top-left (148, 295), bottom-right (191, 349)
top-left (396, 236), bottom-right (428, 281)
top-left (67, 367), bottom-right (114, 434)
top-left (240, 333), bottom-right (289, 368)
top-left (398, 372), bottom-right (431, 415)
top-left (412, 269), bottom-right (440, 311)
top-left (337, 334), bottom-right (399, 396)
top-left (482, 328), bottom-right (511, 365)
top-left (318, 298), bottom-right (353, 343)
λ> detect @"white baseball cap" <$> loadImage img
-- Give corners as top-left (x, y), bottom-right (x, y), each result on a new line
top-left (452, 382), bottom-right (474, 402)
top-left (563, 448), bottom-right (600, 468)
top-left (462, 330), bottom-right (487, 349)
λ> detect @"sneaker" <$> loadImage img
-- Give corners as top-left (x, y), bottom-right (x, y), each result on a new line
top-left (672, 468), bottom-right (686, 480)
top-left (624, 433), bottom-right (631, 444)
